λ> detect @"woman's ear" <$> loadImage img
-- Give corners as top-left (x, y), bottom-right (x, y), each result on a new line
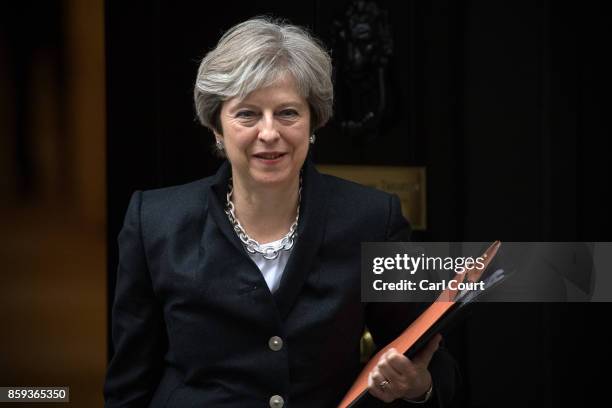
top-left (212, 130), bottom-right (225, 153)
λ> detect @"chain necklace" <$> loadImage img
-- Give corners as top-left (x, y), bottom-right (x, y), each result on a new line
top-left (225, 177), bottom-right (301, 260)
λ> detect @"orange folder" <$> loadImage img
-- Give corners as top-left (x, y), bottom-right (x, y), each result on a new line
top-left (338, 241), bottom-right (501, 408)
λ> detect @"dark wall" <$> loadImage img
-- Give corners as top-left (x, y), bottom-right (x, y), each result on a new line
top-left (106, 1), bottom-right (612, 406)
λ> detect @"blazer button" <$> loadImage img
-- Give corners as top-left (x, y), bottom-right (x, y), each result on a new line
top-left (268, 336), bottom-right (283, 351)
top-left (269, 395), bottom-right (284, 408)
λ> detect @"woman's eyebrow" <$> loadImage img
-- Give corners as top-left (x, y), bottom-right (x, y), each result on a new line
top-left (226, 102), bottom-right (259, 113)
top-left (229, 100), bottom-right (306, 112)
top-left (276, 100), bottom-right (306, 109)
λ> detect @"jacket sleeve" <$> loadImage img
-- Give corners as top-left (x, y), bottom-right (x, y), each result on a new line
top-left (104, 191), bottom-right (167, 407)
top-left (364, 194), bottom-right (461, 407)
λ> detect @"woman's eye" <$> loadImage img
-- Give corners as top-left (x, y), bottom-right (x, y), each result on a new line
top-left (279, 109), bottom-right (298, 118)
top-left (236, 110), bottom-right (256, 119)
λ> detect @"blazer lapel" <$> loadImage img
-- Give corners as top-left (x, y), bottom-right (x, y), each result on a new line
top-left (273, 159), bottom-right (330, 319)
top-left (203, 161), bottom-right (280, 303)
top-left (204, 161), bottom-right (248, 257)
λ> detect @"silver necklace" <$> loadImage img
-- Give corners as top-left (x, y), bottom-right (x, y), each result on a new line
top-left (225, 177), bottom-right (301, 260)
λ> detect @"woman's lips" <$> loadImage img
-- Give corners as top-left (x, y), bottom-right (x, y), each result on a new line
top-left (252, 152), bottom-right (287, 164)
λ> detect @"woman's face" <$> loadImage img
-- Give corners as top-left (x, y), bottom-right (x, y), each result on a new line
top-left (215, 75), bottom-right (311, 190)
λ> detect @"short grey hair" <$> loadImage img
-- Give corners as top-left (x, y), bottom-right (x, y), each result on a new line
top-left (194, 17), bottom-right (333, 135)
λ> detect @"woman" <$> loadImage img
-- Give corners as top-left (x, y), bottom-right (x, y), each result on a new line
top-left (104, 17), bottom-right (459, 407)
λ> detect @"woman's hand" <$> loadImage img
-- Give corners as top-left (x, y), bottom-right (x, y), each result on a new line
top-left (367, 334), bottom-right (442, 403)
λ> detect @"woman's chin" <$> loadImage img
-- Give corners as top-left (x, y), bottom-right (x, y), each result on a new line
top-left (249, 169), bottom-right (297, 187)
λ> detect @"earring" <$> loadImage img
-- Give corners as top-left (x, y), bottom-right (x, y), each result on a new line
top-left (216, 139), bottom-right (224, 151)
top-left (309, 134), bottom-right (316, 144)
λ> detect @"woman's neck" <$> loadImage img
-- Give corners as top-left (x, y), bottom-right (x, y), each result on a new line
top-left (230, 175), bottom-right (300, 244)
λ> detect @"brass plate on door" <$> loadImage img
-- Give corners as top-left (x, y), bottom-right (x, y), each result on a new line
top-left (316, 165), bottom-right (426, 230)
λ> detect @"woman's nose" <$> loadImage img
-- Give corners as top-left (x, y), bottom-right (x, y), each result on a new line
top-left (257, 114), bottom-right (280, 143)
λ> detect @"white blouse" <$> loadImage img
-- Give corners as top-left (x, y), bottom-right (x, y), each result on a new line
top-left (247, 237), bottom-right (293, 293)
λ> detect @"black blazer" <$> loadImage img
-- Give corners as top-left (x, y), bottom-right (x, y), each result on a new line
top-left (104, 159), bottom-right (460, 408)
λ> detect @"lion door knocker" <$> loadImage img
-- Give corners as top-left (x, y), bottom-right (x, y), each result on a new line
top-left (332, 0), bottom-right (393, 143)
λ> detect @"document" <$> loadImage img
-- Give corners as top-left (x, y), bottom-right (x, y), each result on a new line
top-left (339, 241), bottom-right (503, 408)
